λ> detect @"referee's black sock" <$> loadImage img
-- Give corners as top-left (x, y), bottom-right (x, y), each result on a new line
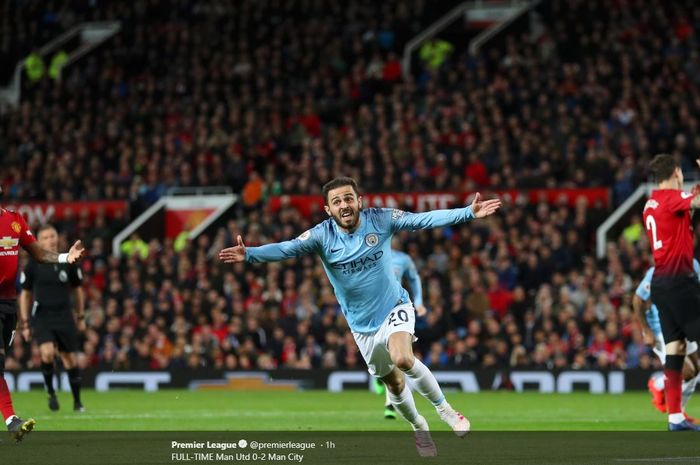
top-left (41, 362), bottom-right (55, 396)
top-left (67, 368), bottom-right (82, 404)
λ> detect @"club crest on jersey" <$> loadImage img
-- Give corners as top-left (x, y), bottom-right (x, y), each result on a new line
top-left (0, 236), bottom-right (19, 249)
top-left (365, 233), bottom-right (379, 247)
top-left (59, 270), bottom-right (68, 283)
top-left (10, 221), bottom-right (21, 233)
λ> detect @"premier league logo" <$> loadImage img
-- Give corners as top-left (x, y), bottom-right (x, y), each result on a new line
top-left (365, 233), bottom-right (379, 247)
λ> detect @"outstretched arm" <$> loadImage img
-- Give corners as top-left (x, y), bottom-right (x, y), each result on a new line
top-left (219, 233), bottom-right (318, 264)
top-left (405, 259), bottom-right (425, 316)
top-left (632, 294), bottom-right (654, 347)
top-left (24, 240), bottom-right (85, 264)
top-left (391, 193), bottom-right (501, 231)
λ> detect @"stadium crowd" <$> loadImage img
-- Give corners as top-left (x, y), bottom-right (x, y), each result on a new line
top-left (3, 0), bottom-right (700, 373)
top-left (4, 0), bottom-right (700, 208)
top-left (6, 195), bottom-right (663, 374)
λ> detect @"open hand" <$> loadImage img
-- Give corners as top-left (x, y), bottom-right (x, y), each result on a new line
top-left (68, 240), bottom-right (86, 263)
top-left (691, 183), bottom-right (700, 197)
top-left (19, 321), bottom-right (31, 342)
top-left (471, 193), bottom-right (502, 218)
top-left (218, 235), bottom-right (247, 264)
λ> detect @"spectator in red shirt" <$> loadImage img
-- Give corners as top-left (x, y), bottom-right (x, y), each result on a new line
top-left (464, 153), bottom-right (489, 187)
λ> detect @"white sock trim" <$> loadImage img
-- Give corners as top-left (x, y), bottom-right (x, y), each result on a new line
top-left (435, 400), bottom-right (451, 412)
top-left (404, 359), bottom-right (446, 406)
top-left (669, 413), bottom-right (685, 424)
top-left (5, 415), bottom-right (17, 426)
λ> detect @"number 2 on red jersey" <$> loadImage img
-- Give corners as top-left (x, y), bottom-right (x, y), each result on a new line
top-left (645, 215), bottom-right (663, 250)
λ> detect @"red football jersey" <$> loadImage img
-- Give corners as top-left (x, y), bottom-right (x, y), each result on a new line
top-left (0, 208), bottom-right (36, 299)
top-left (642, 189), bottom-right (695, 277)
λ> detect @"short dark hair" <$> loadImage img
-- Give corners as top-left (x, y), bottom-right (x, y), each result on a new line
top-left (649, 154), bottom-right (679, 182)
top-left (37, 223), bottom-right (57, 235)
top-left (322, 177), bottom-right (360, 203)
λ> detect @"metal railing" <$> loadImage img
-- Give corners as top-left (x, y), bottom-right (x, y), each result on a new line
top-left (111, 193), bottom-right (238, 258)
top-left (595, 181), bottom-right (698, 259)
top-left (402, 0), bottom-right (536, 79)
top-left (469, 0), bottom-right (539, 55)
top-left (0, 21), bottom-right (120, 111)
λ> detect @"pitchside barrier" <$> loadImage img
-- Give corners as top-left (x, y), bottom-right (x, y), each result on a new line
top-left (4, 369), bottom-right (658, 393)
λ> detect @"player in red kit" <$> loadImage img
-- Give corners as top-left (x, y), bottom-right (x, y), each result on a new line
top-left (643, 154), bottom-right (700, 432)
top-left (0, 186), bottom-right (86, 441)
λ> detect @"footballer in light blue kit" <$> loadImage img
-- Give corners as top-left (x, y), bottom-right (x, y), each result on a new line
top-left (633, 260), bottom-right (700, 419)
top-left (376, 241), bottom-right (426, 420)
top-left (220, 177), bottom-right (501, 457)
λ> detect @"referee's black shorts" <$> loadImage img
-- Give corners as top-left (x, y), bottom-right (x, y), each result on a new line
top-left (651, 274), bottom-right (700, 344)
top-left (0, 300), bottom-right (17, 353)
top-left (32, 312), bottom-right (79, 353)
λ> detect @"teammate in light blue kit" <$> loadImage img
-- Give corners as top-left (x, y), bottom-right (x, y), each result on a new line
top-left (391, 244), bottom-right (425, 317)
top-left (377, 241), bottom-right (426, 419)
top-left (633, 260), bottom-right (700, 422)
top-left (220, 177), bottom-right (501, 457)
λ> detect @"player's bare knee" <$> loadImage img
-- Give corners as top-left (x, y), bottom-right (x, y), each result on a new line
top-left (40, 347), bottom-right (55, 363)
top-left (683, 361), bottom-right (694, 380)
top-left (683, 356), bottom-right (699, 379)
top-left (393, 354), bottom-right (416, 371)
top-left (666, 340), bottom-right (686, 356)
top-left (61, 352), bottom-right (76, 369)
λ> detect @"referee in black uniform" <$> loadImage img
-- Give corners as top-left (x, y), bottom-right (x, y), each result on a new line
top-left (19, 224), bottom-right (85, 412)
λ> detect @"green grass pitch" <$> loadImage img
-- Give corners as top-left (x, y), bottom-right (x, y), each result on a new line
top-left (4, 390), bottom-right (700, 465)
top-left (6, 389), bottom-right (691, 431)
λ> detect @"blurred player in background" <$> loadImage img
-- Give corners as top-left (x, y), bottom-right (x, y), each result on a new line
top-left (0, 186), bottom-right (85, 441)
top-left (633, 261), bottom-right (700, 423)
top-left (19, 224), bottom-right (86, 413)
top-left (220, 177), bottom-right (501, 456)
top-left (642, 154), bottom-right (700, 431)
top-left (375, 239), bottom-right (426, 420)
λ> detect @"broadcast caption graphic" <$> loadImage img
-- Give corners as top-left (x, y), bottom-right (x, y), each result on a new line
top-left (171, 438), bottom-right (335, 463)
top-left (4, 432), bottom-right (696, 465)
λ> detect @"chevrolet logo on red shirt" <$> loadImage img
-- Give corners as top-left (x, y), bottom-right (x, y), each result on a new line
top-left (0, 236), bottom-right (19, 249)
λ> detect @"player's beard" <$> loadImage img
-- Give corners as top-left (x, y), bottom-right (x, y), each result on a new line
top-left (332, 206), bottom-right (361, 231)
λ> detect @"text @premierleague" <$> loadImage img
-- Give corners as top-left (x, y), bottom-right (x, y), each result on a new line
top-left (171, 439), bottom-right (335, 462)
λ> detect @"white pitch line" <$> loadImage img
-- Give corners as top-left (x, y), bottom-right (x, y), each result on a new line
top-left (616, 457), bottom-right (700, 462)
top-left (39, 410), bottom-right (365, 420)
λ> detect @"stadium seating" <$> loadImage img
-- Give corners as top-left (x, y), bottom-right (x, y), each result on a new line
top-left (4, 0), bottom-right (698, 372)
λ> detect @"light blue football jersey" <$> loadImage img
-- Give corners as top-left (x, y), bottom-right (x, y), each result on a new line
top-left (245, 207), bottom-right (474, 332)
top-left (635, 259), bottom-right (700, 337)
